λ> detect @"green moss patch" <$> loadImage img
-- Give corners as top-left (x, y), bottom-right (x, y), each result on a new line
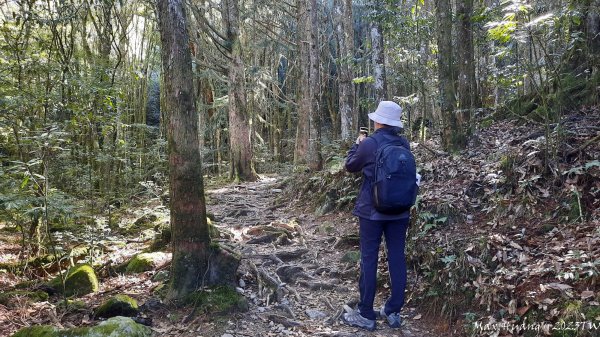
top-left (151, 270), bottom-right (169, 282)
top-left (95, 295), bottom-right (139, 318)
top-left (11, 325), bottom-right (57, 337)
top-left (184, 286), bottom-right (248, 314)
top-left (11, 316), bottom-right (151, 337)
top-left (148, 226), bottom-right (171, 252)
top-left (48, 264), bottom-right (99, 297)
top-left (134, 213), bottom-right (158, 227)
top-left (0, 290), bottom-right (48, 306)
top-left (57, 299), bottom-right (87, 311)
top-left (341, 250), bottom-right (361, 264)
top-left (125, 252), bottom-right (170, 273)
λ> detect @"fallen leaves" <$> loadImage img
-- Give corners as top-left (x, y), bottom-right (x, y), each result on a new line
top-left (407, 109), bottom-right (600, 333)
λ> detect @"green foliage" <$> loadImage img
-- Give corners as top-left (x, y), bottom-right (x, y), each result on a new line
top-left (440, 254), bottom-right (457, 266)
top-left (0, 0), bottom-right (169, 262)
top-left (563, 160), bottom-right (600, 176)
top-left (352, 76), bottom-right (374, 84)
top-left (416, 211), bottom-right (448, 236)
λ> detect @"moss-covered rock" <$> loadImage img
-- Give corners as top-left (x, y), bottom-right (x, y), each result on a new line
top-left (341, 250), bottom-right (361, 264)
top-left (0, 290), bottom-right (49, 306)
top-left (151, 270), bottom-right (169, 282)
top-left (12, 325), bottom-right (57, 337)
top-left (95, 294), bottom-right (139, 318)
top-left (208, 223), bottom-right (234, 240)
top-left (125, 252), bottom-right (170, 273)
top-left (159, 226), bottom-right (171, 242)
top-left (48, 264), bottom-right (99, 297)
top-left (85, 316), bottom-right (151, 336)
top-left (57, 299), bottom-right (87, 311)
top-left (11, 316), bottom-right (151, 337)
top-left (134, 213), bottom-right (158, 227)
top-left (148, 226), bottom-right (171, 252)
top-left (208, 222), bottom-right (218, 237)
top-left (152, 283), bottom-right (167, 298)
top-left (184, 286), bottom-right (249, 314)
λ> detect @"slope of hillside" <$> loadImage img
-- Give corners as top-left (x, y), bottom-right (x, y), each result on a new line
top-left (285, 107), bottom-right (600, 336)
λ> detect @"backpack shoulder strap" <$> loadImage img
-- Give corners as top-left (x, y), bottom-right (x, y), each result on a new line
top-left (373, 131), bottom-right (409, 150)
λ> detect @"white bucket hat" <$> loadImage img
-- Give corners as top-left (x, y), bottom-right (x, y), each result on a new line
top-left (368, 101), bottom-right (403, 128)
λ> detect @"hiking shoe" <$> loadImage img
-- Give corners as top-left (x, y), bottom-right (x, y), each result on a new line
top-left (342, 307), bottom-right (376, 331)
top-left (379, 307), bottom-right (402, 328)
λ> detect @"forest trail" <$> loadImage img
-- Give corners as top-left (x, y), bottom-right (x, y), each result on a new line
top-left (176, 176), bottom-right (439, 337)
top-left (0, 176), bottom-right (439, 337)
top-left (0, 175), bottom-right (442, 337)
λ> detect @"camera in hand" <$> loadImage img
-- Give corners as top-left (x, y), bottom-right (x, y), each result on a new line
top-left (359, 127), bottom-right (368, 136)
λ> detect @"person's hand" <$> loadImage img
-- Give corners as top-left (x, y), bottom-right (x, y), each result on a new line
top-left (356, 134), bottom-right (366, 144)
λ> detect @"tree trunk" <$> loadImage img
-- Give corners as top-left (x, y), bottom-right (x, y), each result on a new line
top-left (224, 0), bottom-right (258, 181)
top-left (435, 0), bottom-right (460, 150)
top-left (295, 0), bottom-right (309, 166)
top-left (456, 0), bottom-right (476, 139)
top-left (586, 0), bottom-right (600, 69)
top-left (370, 0), bottom-right (387, 103)
top-left (157, 0), bottom-right (238, 300)
top-left (308, 0), bottom-right (322, 170)
top-left (295, 0), bottom-right (323, 170)
top-left (335, 0), bottom-right (355, 141)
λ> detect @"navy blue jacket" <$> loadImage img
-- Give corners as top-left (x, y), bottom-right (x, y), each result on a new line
top-left (345, 127), bottom-right (410, 220)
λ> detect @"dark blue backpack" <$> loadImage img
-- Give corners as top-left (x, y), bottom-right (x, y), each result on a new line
top-left (372, 136), bottom-right (418, 214)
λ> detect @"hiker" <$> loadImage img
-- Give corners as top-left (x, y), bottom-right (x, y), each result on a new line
top-left (342, 100), bottom-right (419, 331)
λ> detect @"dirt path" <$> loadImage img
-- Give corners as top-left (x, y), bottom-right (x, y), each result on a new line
top-left (200, 176), bottom-right (436, 337)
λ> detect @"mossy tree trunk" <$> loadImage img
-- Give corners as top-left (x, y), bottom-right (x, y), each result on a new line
top-left (156, 0), bottom-right (238, 300)
top-left (456, 0), bottom-right (476, 140)
top-left (294, 0), bottom-right (322, 171)
top-left (370, 0), bottom-right (387, 104)
top-left (224, 0), bottom-right (258, 182)
top-left (334, 0), bottom-right (355, 141)
top-left (434, 0), bottom-right (461, 151)
top-left (307, 0), bottom-right (322, 171)
top-left (294, 0), bottom-right (310, 167)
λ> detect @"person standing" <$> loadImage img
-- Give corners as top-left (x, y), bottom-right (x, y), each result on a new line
top-left (342, 101), bottom-right (418, 331)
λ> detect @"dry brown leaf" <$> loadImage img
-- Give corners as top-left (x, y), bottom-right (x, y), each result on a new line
top-left (545, 283), bottom-right (573, 291)
top-left (517, 306), bottom-right (530, 316)
top-left (581, 290), bottom-right (595, 300)
top-left (509, 241), bottom-right (523, 250)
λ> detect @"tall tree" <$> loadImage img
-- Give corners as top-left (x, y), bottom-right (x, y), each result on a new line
top-left (308, 0), bottom-right (322, 170)
top-left (370, 0), bottom-right (387, 103)
top-left (434, 0), bottom-right (460, 150)
top-left (295, 0), bottom-right (322, 170)
top-left (587, 0), bottom-right (600, 59)
top-left (335, 0), bottom-right (355, 141)
top-left (456, 0), bottom-right (477, 139)
top-left (224, 0), bottom-right (258, 181)
top-left (156, 0), bottom-right (238, 299)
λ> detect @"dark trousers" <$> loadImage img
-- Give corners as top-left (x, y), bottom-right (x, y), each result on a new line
top-left (357, 217), bottom-right (409, 320)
